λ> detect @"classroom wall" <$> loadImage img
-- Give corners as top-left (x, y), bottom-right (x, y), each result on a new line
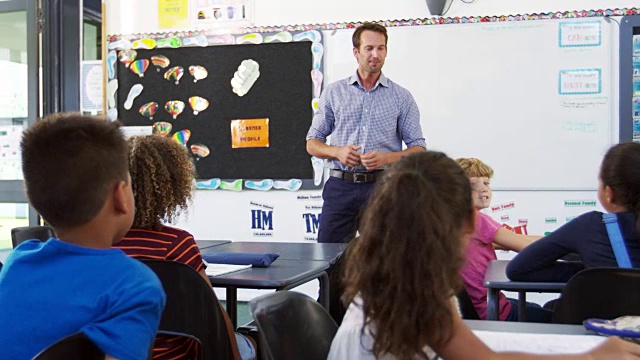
top-left (106, 0), bottom-right (639, 34)
top-left (104, 0), bottom-right (629, 243)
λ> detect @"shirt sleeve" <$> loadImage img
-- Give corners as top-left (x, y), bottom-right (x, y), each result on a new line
top-left (166, 231), bottom-right (206, 273)
top-left (82, 270), bottom-right (166, 360)
top-left (505, 213), bottom-right (593, 282)
top-left (475, 212), bottom-right (501, 245)
top-left (306, 84), bottom-right (335, 142)
top-left (397, 90), bottom-right (426, 149)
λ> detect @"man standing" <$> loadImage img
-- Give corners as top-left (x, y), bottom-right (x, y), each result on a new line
top-left (306, 22), bottom-right (426, 244)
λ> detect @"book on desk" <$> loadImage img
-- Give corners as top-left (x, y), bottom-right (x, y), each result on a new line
top-left (205, 263), bottom-right (252, 277)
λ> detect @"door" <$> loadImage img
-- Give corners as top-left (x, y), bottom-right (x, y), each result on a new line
top-left (0, 0), bottom-right (38, 249)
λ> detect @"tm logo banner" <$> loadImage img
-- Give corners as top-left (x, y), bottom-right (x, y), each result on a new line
top-left (302, 213), bottom-right (321, 234)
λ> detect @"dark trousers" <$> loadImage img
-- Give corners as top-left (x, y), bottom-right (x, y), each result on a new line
top-left (317, 176), bottom-right (376, 324)
top-left (317, 176), bottom-right (377, 244)
top-left (505, 298), bottom-right (553, 323)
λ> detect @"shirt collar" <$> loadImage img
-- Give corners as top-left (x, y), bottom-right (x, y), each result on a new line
top-left (349, 71), bottom-right (389, 89)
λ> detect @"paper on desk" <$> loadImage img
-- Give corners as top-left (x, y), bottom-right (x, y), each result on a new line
top-left (205, 263), bottom-right (251, 277)
top-left (474, 330), bottom-right (605, 354)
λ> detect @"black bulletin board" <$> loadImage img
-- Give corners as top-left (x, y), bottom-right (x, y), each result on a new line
top-left (116, 41), bottom-right (314, 181)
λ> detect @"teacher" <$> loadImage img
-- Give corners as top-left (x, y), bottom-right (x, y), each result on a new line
top-left (306, 22), bottom-right (426, 244)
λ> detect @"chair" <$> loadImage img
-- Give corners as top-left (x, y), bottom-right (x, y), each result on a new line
top-left (32, 332), bottom-right (103, 359)
top-left (249, 290), bottom-right (338, 360)
top-left (552, 267), bottom-right (640, 324)
top-left (141, 259), bottom-right (238, 360)
top-left (11, 225), bottom-right (55, 248)
top-left (456, 288), bottom-right (480, 320)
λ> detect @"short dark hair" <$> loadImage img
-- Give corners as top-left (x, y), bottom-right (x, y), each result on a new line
top-left (352, 22), bottom-right (388, 49)
top-left (600, 142), bottom-right (640, 238)
top-left (343, 151), bottom-right (474, 359)
top-left (21, 113), bottom-right (129, 228)
top-left (128, 135), bottom-right (195, 230)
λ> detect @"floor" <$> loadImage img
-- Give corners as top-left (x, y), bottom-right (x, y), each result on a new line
top-left (221, 300), bottom-right (253, 328)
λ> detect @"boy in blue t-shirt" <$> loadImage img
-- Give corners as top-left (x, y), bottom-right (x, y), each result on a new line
top-left (0, 113), bottom-right (166, 360)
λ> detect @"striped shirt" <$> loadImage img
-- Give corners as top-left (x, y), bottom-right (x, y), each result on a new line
top-left (306, 72), bottom-right (426, 172)
top-left (114, 225), bottom-right (206, 360)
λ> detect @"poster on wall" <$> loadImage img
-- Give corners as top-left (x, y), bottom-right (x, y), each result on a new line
top-left (81, 61), bottom-right (103, 112)
top-left (190, 0), bottom-right (254, 27)
top-left (158, 0), bottom-right (189, 29)
top-left (0, 125), bottom-right (23, 180)
top-left (0, 60), bottom-right (27, 119)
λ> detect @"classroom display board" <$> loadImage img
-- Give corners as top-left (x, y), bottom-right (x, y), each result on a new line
top-left (112, 36), bottom-right (317, 185)
top-left (324, 18), bottom-right (614, 190)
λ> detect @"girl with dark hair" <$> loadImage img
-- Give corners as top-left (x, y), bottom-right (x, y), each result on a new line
top-left (327, 151), bottom-right (640, 359)
top-left (507, 142), bottom-right (640, 282)
top-left (113, 135), bottom-right (256, 360)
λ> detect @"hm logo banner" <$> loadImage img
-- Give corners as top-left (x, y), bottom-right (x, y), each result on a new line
top-left (251, 209), bottom-right (273, 230)
top-left (302, 213), bottom-right (321, 234)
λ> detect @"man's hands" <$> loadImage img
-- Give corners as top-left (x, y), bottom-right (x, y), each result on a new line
top-left (335, 145), bottom-right (362, 168)
top-left (335, 146), bottom-right (389, 170)
top-left (360, 151), bottom-right (389, 170)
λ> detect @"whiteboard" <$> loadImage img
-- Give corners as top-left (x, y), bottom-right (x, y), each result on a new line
top-left (322, 18), bottom-right (614, 190)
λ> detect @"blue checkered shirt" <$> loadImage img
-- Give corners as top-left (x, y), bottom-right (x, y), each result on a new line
top-left (306, 72), bottom-right (426, 172)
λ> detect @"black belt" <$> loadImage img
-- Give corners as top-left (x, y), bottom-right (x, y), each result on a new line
top-left (329, 169), bottom-right (382, 183)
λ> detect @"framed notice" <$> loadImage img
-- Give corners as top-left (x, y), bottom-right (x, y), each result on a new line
top-left (231, 118), bottom-right (269, 148)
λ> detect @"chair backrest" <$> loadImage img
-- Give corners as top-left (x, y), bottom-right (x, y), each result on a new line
top-left (33, 332), bottom-right (103, 360)
top-left (141, 259), bottom-right (236, 360)
top-left (456, 288), bottom-right (480, 320)
top-left (11, 225), bottom-right (55, 248)
top-left (552, 267), bottom-right (640, 324)
top-left (249, 290), bottom-right (338, 360)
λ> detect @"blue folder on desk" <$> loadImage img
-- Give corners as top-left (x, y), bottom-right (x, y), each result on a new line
top-left (203, 252), bottom-right (280, 268)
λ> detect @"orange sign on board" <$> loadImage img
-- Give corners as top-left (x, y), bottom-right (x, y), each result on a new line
top-left (230, 118), bottom-right (270, 148)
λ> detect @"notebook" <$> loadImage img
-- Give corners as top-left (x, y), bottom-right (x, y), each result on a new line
top-left (205, 263), bottom-right (252, 277)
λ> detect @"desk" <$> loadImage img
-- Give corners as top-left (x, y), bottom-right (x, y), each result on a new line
top-left (208, 259), bottom-right (330, 328)
top-left (196, 240), bottom-right (231, 250)
top-left (484, 260), bottom-right (565, 321)
top-left (465, 320), bottom-right (588, 334)
top-left (200, 241), bottom-right (347, 265)
top-left (466, 319), bottom-right (603, 354)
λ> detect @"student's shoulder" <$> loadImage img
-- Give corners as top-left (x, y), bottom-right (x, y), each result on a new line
top-left (570, 211), bottom-right (605, 226)
top-left (159, 225), bottom-right (193, 239)
top-left (113, 254), bottom-right (163, 288)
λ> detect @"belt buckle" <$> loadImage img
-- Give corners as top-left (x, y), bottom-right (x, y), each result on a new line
top-left (353, 173), bottom-right (366, 183)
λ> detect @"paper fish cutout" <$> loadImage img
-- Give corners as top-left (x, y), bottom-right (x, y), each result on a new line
top-left (133, 38), bottom-right (157, 50)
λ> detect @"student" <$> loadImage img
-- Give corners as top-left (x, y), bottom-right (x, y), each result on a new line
top-left (507, 143), bottom-right (640, 282)
top-left (113, 134), bottom-right (256, 360)
top-left (0, 113), bottom-right (166, 360)
top-left (455, 158), bottom-right (549, 322)
top-left (327, 151), bottom-right (640, 359)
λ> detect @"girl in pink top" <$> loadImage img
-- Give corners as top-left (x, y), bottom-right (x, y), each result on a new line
top-left (456, 158), bottom-right (550, 322)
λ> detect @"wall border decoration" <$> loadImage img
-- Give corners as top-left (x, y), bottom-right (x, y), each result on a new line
top-left (107, 8), bottom-right (639, 40)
